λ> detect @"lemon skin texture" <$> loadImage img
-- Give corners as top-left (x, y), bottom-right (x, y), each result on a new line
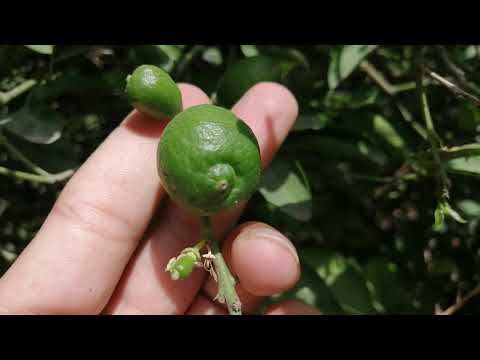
top-left (157, 104), bottom-right (261, 216)
top-left (126, 64), bottom-right (182, 119)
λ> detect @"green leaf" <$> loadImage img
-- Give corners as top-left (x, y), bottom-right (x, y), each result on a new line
top-left (293, 113), bottom-right (330, 131)
top-left (299, 247), bottom-right (377, 314)
top-left (327, 48), bottom-right (341, 90)
top-left (52, 45), bottom-right (94, 63)
top-left (457, 199), bottom-right (480, 218)
top-left (260, 46), bottom-right (310, 69)
top-left (259, 156), bottom-right (312, 222)
top-left (282, 65), bottom-right (316, 105)
top-left (446, 156), bottom-right (480, 178)
top-left (440, 144), bottom-right (480, 160)
top-left (216, 55), bottom-right (283, 108)
top-left (2, 106), bottom-right (65, 144)
top-left (364, 258), bottom-right (413, 313)
top-left (442, 201), bottom-right (467, 224)
top-left (131, 45), bottom-right (170, 68)
top-left (289, 135), bottom-right (388, 167)
top-left (454, 102), bottom-right (480, 131)
top-left (202, 47), bottom-right (223, 66)
top-left (157, 45), bottom-right (182, 72)
top-left (270, 264), bottom-right (345, 314)
top-left (0, 198), bottom-right (8, 217)
top-left (24, 45), bottom-right (54, 55)
top-left (435, 200), bottom-right (466, 226)
top-left (430, 257), bottom-right (458, 275)
top-left (434, 204), bottom-right (445, 228)
top-left (372, 114), bottom-right (406, 151)
top-left (240, 45), bottom-right (259, 57)
top-left (328, 45), bottom-right (379, 89)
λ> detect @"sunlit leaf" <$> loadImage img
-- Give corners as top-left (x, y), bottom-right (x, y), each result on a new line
top-left (364, 258), bottom-right (413, 313)
top-left (240, 45), bottom-right (259, 57)
top-left (441, 144), bottom-right (480, 160)
top-left (24, 45), bottom-right (54, 55)
top-left (2, 106), bottom-right (64, 144)
top-left (202, 47), bottom-right (223, 66)
top-left (299, 247), bottom-right (377, 314)
top-left (457, 199), bottom-right (480, 218)
top-left (446, 156), bottom-right (480, 178)
top-left (373, 114), bottom-right (406, 151)
top-left (259, 156), bottom-right (312, 221)
top-left (328, 45), bottom-right (379, 89)
top-left (443, 201), bottom-right (467, 224)
top-left (157, 45), bottom-right (182, 72)
top-left (434, 205), bottom-right (445, 228)
top-left (260, 263), bottom-right (345, 315)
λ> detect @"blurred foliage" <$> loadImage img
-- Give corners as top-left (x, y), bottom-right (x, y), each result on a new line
top-left (1, 44), bottom-right (480, 314)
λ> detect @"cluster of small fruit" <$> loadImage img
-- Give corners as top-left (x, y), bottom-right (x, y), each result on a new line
top-left (125, 65), bottom-right (261, 301)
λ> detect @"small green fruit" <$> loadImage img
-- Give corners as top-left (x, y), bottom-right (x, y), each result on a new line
top-left (125, 64), bottom-right (182, 119)
top-left (157, 104), bottom-right (261, 215)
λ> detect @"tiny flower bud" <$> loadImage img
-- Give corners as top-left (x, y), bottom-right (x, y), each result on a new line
top-left (165, 247), bottom-right (202, 280)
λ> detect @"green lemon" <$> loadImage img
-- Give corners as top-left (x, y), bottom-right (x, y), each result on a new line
top-left (125, 64), bottom-right (182, 119)
top-left (157, 104), bottom-right (261, 215)
top-left (216, 55), bottom-right (282, 108)
top-left (165, 247), bottom-right (201, 280)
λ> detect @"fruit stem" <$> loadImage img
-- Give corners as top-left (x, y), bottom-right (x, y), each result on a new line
top-left (200, 216), bottom-right (242, 315)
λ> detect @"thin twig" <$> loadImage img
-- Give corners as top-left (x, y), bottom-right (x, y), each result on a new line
top-left (360, 60), bottom-right (397, 96)
top-left (423, 65), bottom-right (480, 107)
top-left (436, 45), bottom-right (480, 96)
top-left (0, 166), bottom-right (74, 184)
top-left (0, 134), bottom-right (50, 176)
top-left (360, 60), bottom-right (428, 141)
top-left (437, 285), bottom-right (480, 315)
top-left (436, 46), bottom-right (466, 79)
top-left (0, 79), bottom-right (37, 105)
top-left (201, 216), bottom-right (242, 315)
top-left (360, 60), bottom-right (432, 96)
top-left (416, 63), bottom-right (451, 200)
top-left (346, 173), bottom-right (394, 183)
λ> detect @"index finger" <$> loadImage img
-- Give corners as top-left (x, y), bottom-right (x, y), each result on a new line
top-left (0, 84), bottom-right (210, 314)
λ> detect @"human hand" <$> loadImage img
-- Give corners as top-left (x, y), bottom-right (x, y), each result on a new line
top-left (0, 82), bottom-right (320, 315)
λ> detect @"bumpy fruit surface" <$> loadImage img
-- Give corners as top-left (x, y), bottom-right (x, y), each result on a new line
top-left (126, 64), bottom-right (182, 119)
top-left (157, 104), bottom-right (261, 215)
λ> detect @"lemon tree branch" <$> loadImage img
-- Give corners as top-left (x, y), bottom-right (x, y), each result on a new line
top-left (423, 65), bottom-right (480, 107)
top-left (416, 62), bottom-right (451, 200)
top-left (0, 133), bottom-right (50, 176)
top-left (201, 216), bottom-right (242, 315)
top-left (0, 166), bottom-right (73, 184)
top-left (0, 79), bottom-right (37, 105)
top-left (437, 285), bottom-right (480, 315)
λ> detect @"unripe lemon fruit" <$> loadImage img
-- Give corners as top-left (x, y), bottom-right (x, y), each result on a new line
top-left (157, 104), bottom-right (261, 215)
top-left (126, 64), bottom-right (182, 119)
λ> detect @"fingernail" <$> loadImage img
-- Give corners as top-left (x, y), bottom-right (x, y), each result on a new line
top-left (248, 226), bottom-right (299, 265)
